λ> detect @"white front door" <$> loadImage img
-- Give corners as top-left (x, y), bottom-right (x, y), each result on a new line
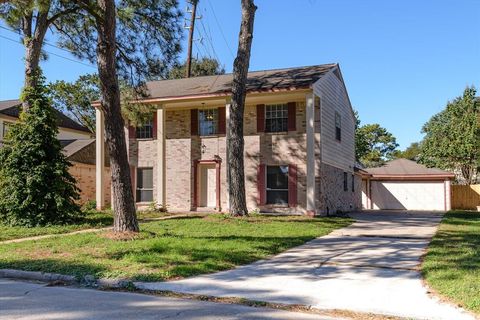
top-left (198, 164), bottom-right (217, 208)
top-left (206, 167), bottom-right (216, 207)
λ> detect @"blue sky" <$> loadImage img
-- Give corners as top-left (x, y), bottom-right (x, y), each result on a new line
top-left (0, 0), bottom-right (479, 149)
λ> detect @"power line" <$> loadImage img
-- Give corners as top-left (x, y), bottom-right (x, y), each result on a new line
top-left (205, 0), bottom-right (235, 59)
top-left (0, 25), bottom-right (80, 57)
top-left (194, 21), bottom-right (213, 59)
top-left (0, 34), bottom-right (96, 69)
top-left (193, 40), bottom-right (207, 59)
top-left (198, 6), bottom-right (221, 62)
top-left (199, 8), bottom-right (226, 71)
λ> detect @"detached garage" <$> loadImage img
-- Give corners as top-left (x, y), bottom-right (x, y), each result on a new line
top-left (361, 159), bottom-right (455, 211)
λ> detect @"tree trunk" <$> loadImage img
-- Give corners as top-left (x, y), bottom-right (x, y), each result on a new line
top-left (227, 0), bottom-right (256, 216)
top-left (96, 0), bottom-right (139, 232)
top-left (22, 9), bottom-right (50, 110)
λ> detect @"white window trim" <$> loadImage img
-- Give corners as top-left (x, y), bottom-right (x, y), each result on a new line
top-left (265, 104), bottom-right (288, 133)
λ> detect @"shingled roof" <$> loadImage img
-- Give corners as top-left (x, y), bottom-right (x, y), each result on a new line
top-left (145, 63), bottom-right (338, 99)
top-left (365, 159), bottom-right (454, 178)
top-left (0, 99), bottom-right (91, 133)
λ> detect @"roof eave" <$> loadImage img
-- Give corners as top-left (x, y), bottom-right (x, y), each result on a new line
top-left (92, 86), bottom-right (313, 108)
top-left (367, 174), bottom-right (455, 181)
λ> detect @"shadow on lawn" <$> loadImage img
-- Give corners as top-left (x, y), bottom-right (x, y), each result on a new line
top-left (74, 210), bottom-right (113, 227)
top-left (0, 216), bottom-right (352, 283)
top-left (104, 234), bottom-right (318, 281)
top-left (422, 212), bottom-right (480, 277)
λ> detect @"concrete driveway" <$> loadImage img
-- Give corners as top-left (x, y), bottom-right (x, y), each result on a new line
top-left (137, 211), bottom-right (476, 320)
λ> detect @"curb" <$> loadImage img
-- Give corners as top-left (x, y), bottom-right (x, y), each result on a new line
top-left (0, 269), bottom-right (77, 284)
top-left (0, 269), bottom-right (134, 289)
top-left (3, 269), bottom-right (475, 320)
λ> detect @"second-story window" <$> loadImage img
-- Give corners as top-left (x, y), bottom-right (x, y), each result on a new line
top-left (136, 120), bottom-right (153, 139)
top-left (2, 121), bottom-right (12, 138)
top-left (335, 111), bottom-right (342, 141)
top-left (199, 108), bottom-right (218, 136)
top-left (265, 104), bottom-right (288, 133)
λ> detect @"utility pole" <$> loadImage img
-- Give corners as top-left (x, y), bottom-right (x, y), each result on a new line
top-left (185, 0), bottom-right (199, 78)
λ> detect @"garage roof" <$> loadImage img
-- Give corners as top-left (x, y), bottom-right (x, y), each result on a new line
top-left (365, 159), bottom-right (454, 179)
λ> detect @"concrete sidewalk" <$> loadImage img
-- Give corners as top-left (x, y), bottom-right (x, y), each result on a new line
top-left (0, 278), bottom-right (339, 320)
top-left (136, 211), bottom-right (476, 320)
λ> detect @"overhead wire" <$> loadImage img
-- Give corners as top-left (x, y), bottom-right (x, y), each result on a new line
top-left (205, 0), bottom-right (235, 59)
top-left (0, 33), bottom-right (96, 69)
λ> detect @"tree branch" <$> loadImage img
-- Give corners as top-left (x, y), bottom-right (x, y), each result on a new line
top-left (47, 6), bottom-right (82, 25)
top-left (74, 0), bottom-right (103, 23)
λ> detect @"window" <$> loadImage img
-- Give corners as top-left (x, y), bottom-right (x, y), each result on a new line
top-left (266, 165), bottom-right (289, 205)
top-left (136, 168), bottom-right (153, 202)
top-left (265, 104), bottom-right (288, 133)
top-left (2, 121), bottom-right (12, 137)
top-left (136, 120), bottom-right (153, 139)
top-left (343, 172), bottom-right (348, 191)
top-left (199, 108), bottom-right (218, 136)
top-left (351, 174), bottom-right (355, 192)
top-left (335, 112), bottom-right (342, 141)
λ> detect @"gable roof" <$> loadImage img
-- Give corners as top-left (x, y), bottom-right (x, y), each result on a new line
top-left (145, 63), bottom-right (338, 100)
top-left (0, 99), bottom-right (91, 133)
top-left (365, 159), bottom-right (454, 178)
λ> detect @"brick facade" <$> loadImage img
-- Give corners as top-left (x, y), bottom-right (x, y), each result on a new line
top-left (70, 162), bottom-right (111, 206)
top-left (316, 163), bottom-right (361, 214)
top-left (126, 99), bottom-right (360, 215)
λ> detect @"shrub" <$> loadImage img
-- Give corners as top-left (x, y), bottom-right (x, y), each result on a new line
top-left (82, 200), bottom-right (97, 211)
top-left (0, 73), bottom-right (82, 226)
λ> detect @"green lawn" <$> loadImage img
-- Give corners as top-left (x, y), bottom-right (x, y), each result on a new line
top-left (0, 210), bottom-right (182, 242)
top-left (0, 210), bottom-right (114, 242)
top-left (0, 214), bottom-right (351, 281)
top-left (422, 210), bottom-right (480, 314)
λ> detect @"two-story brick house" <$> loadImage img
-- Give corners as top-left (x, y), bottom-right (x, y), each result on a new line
top-left (95, 63), bottom-right (361, 215)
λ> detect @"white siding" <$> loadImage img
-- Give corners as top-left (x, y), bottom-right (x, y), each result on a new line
top-left (57, 128), bottom-right (92, 140)
top-left (0, 116), bottom-right (91, 141)
top-left (313, 69), bottom-right (355, 172)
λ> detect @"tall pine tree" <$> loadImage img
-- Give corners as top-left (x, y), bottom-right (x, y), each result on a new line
top-left (0, 73), bottom-right (81, 226)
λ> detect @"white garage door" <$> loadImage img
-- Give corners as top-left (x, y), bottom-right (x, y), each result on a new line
top-left (371, 181), bottom-right (445, 211)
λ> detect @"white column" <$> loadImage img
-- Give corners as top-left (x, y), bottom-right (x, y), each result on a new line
top-left (306, 93), bottom-right (316, 214)
top-left (225, 98), bottom-right (231, 213)
top-left (445, 179), bottom-right (452, 211)
top-left (156, 106), bottom-right (166, 208)
top-left (95, 108), bottom-right (105, 210)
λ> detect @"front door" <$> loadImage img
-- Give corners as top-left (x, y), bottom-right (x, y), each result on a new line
top-left (206, 166), bottom-right (216, 207)
top-left (198, 164), bottom-right (217, 208)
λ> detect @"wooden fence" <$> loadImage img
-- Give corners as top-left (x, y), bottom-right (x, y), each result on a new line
top-left (451, 184), bottom-right (480, 210)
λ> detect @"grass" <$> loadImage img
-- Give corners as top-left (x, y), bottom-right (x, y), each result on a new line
top-left (422, 210), bottom-right (480, 314)
top-left (0, 210), bottom-right (184, 242)
top-left (0, 214), bottom-right (351, 281)
top-left (0, 210), bottom-right (114, 242)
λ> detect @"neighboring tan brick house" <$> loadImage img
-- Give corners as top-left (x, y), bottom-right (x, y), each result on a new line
top-left (95, 64), bottom-right (361, 215)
